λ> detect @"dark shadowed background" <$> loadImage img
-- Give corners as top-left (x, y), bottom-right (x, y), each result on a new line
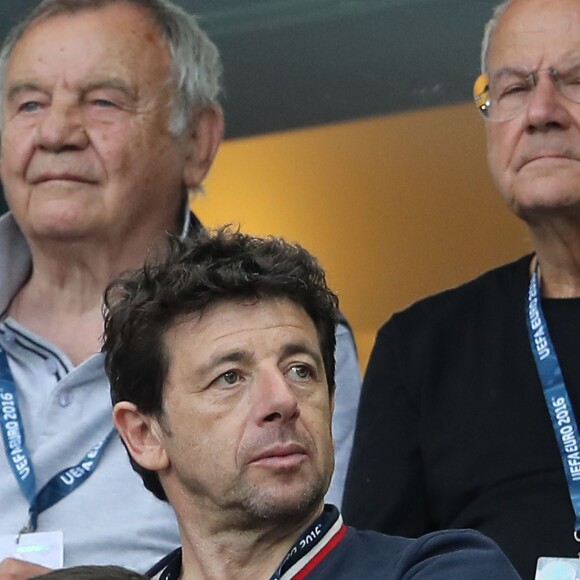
top-left (0, 0), bottom-right (497, 139)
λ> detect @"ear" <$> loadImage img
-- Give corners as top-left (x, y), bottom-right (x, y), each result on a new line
top-left (113, 402), bottom-right (170, 472)
top-left (182, 104), bottom-right (224, 189)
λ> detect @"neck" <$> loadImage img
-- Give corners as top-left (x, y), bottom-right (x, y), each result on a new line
top-left (529, 218), bottom-right (580, 298)
top-left (178, 504), bottom-right (324, 580)
top-left (8, 222), bottom-right (180, 365)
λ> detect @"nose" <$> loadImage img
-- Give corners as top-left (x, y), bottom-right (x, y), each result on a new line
top-left (251, 368), bottom-right (300, 426)
top-left (523, 72), bottom-right (572, 133)
top-left (36, 101), bottom-right (89, 152)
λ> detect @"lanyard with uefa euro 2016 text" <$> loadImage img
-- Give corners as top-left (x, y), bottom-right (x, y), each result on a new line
top-left (0, 346), bottom-right (114, 534)
top-left (527, 267), bottom-right (580, 543)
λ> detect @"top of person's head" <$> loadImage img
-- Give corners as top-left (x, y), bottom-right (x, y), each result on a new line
top-left (480, 0), bottom-right (512, 73)
top-left (32, 565), bottom-right (148, 580)
top-left (0, 0), bottom-right (222, 136)
top-left (102, 227), bottom-right (339, 501)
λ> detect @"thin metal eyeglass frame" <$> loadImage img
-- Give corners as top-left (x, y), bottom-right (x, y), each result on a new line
top-left (473, 67), bottom-right (580, 122)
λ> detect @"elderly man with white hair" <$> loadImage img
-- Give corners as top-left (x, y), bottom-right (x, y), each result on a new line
top-left (344, 0), bottom-right (580, 577)
top-left (0, 0), bottom-right (362, 577)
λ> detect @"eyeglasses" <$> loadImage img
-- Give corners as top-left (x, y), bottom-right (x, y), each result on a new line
top-left (473, 65), bottom-right (580, 122)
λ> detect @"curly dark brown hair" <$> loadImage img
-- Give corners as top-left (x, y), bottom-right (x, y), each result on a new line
top-left (34, 565), bottom-right (147, 579)
top-left (102, 228), bottom-right (339, 501)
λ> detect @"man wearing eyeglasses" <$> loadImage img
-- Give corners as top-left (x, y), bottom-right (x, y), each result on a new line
top-left (343, 0), bottom-right (580, 578)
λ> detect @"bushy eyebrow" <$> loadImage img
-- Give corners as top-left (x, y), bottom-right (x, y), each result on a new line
top-left (490, 59), bottom-right (580, 81)
top-left (489, 67), bottom-right (531, 82)
top-left (5, 77), bottom-right (137, 104)
top-left (198, 350), bottom-right (253, 379)
top-left (82, 78), bottom-right (136, 100)
top-left (280, 341), bottom-right (324, 371)
top-left (196, 341), bottom-right (323, 380)
top-left (6, 81), bottom-right (44, 103)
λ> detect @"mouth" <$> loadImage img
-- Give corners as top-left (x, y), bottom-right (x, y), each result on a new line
top-left (249, 443), bottom-right (308, 469)
top-left (519, 154), bottom-right (573, 170)
top-left (31, 173), bottom-right (98, 185)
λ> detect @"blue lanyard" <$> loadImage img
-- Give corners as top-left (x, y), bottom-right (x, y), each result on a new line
top-left (0, 346), bottom-right (114, 533)
top-left (527, 269), bottom-right (580, 537)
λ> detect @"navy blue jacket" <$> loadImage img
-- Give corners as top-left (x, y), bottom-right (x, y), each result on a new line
top-left (147, 505), bottom-right (520, 579)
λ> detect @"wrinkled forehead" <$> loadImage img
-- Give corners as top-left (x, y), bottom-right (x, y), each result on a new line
top-left (488, 0), bottom-right (580, 71)
top-left (4, 3), bottom-right (172, 91)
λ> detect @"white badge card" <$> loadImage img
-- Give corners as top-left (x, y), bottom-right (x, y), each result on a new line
top-left (0, 531), bottom-right (63, 569)
top-left (535, 557), bottom-right (580, 579)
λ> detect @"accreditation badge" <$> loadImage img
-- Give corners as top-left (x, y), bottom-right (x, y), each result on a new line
top-left (535, 557), bottom-right (580, 579)
top-left (0, 531), bottom-right (63, 569)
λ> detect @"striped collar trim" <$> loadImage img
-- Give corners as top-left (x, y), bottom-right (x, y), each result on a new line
top-left (277, 506), bottom-right (346, 580)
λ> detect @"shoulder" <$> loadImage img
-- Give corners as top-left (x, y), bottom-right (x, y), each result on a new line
top-left (379, 254), bottom-right (532, 339)
top-left (341, 528), bottom-right (519, 579)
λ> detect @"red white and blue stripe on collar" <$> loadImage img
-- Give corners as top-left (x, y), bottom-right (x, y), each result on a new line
top-left (274, 505), bottom-right (347, 580)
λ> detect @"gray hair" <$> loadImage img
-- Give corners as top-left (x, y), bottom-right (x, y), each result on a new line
top-left (0, 0), bottom-right (222, 136)
top-left (480, 0), bottom-right (512, 72)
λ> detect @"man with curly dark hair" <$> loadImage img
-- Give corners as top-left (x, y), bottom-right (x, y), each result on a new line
top-left (103, 229), bottom-right (519, 580)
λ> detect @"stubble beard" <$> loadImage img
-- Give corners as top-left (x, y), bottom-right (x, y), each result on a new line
top-left (229, 458), bottom-right (333, 529)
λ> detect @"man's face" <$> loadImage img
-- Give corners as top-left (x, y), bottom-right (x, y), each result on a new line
top-left (155, 298), bottom-right (334, 526)
top-left (0, 3), bottom-right (192, 243)
top-left (485, 0), bottom-right (580, 221)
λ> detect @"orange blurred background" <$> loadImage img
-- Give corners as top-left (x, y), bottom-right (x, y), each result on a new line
top-left (195, 102), bottom-right (530, 369)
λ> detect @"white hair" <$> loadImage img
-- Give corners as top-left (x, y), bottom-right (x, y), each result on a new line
top-left (480, 0), bottom-right (513, 72)
top-left (0, 0), bottom-right (222, 136)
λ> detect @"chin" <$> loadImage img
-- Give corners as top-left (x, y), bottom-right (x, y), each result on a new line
top-left (29, 220), bottom-right (91, 241)
top-left (246, 492), bottom-right (323, 524)
top-left (504, 179), bottom-right (580, 219)
top-left (240, 476), bottom-right (328, 523)
top-left (25, 205), bottom-right (99, 240)
top-left (512, 195), bottom-right (580, 221)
